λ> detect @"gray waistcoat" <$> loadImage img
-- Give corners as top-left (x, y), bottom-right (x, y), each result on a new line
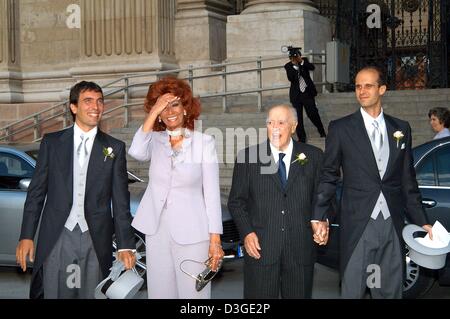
top-left (64, 151), bottom-right (92, 232)
top-left (369, 126), bottom-right (391, 220)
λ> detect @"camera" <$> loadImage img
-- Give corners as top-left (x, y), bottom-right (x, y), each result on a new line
top-left (281, 45), bottom-right (302, 57)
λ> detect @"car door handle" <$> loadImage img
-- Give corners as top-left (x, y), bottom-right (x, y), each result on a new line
top-left (421, 199), bottom-right (436, 208)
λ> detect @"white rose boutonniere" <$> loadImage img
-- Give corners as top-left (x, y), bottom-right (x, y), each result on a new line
top-left (292, 153), bottom-right (308, 165)
top-left (393, 131), bottom-right (404, 148)
top-left (103, 147), bottom-right (115, 162)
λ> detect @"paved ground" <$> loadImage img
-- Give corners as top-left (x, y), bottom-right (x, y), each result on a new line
top-left (1, 259), bottom-right (449, 299)
top-left (211, 259), bottom-right (341, 298)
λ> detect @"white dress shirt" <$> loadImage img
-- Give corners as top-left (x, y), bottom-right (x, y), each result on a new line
top-left (73, 123), bottom-right (97, 157)
top-left (360, 107), bottom-right (387, 142)
top-left (269, 138), bottom-right (294, 178)
top-left (65, 124), bottom-right (98, 233)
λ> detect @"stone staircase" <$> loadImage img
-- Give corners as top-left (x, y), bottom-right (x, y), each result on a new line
top-left (109, 89), bottom-right (448, 196)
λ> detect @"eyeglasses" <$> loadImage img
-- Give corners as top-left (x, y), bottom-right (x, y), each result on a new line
top-left (266, 120), bottom-right (290, 127)
top-left (355, 83), bottom-right (379, 91)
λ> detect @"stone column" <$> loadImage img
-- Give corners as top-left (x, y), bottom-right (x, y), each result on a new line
top-left (0, 0), bottom-right (19, 67)
top-left (228, 0), bottom-right (324, 59)
top-left (175, 0), bottom-right (233, 66)
top-left (175, 0), bottom-right (233, 95)
top-left (226, 0), bottom-right (330, 95)
top-left (242, 0), bottom-right (318, 13)
top-left (70, 0), bottom-right (177, 78)
top-left (0, 0), bottom-right (21, 103)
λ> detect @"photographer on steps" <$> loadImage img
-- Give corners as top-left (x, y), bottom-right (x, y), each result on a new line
top-left (284, 47), bottom-right (326, 143)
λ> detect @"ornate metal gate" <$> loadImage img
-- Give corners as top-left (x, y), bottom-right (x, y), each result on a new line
top-left (317, 0), bottom-right (449, 90)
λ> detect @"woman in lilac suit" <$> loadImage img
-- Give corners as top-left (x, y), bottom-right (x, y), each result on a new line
top-left (128, 77), bottom-right (224, 299)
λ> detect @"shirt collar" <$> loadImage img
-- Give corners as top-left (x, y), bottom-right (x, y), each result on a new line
top-left (73, 123), bottom-right (98, 141)
top-left (269, 138), bottom-right (293, 162)
top-left (360, 107), bottom-right (385, 131)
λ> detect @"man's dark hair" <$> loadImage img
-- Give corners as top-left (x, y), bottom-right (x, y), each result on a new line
top-left (428, 107), bottom-right (450, 128)
top-left (69, 81), bottom-right (103, 121)
top-left (356, 66), bottom-right (387, 87)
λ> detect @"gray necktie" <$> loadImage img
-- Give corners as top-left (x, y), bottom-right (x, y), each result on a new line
top-left (77, 134), bottom-right (89, 167)
top-left (299, 72), bottom-right (307, 93)
top-left (371, 120), bottom-right (383, 151)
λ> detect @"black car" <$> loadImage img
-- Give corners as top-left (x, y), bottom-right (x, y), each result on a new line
top-left (317, 136), bottom-right (450, 299)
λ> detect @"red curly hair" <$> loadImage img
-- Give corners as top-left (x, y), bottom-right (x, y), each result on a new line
top-left (144, 77), bottom-right (201, 131)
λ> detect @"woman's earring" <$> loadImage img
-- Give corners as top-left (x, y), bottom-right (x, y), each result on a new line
top-left (183, 110), bottom-right (187, 116)
top-left (158, 117), bottom-right (162, 123)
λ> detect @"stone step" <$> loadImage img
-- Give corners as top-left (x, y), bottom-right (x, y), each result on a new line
top-left (106, 89), bottom-right (450, 194)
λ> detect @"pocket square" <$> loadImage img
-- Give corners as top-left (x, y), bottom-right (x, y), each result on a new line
top-left (401, 143), bottom-right (406, 150)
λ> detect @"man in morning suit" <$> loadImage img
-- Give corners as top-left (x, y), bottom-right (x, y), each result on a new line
top-left (228, 104), bottom-right (323, 298)
top-left (16, 81), bottom-right (136, 299)
top-left (312, 67), bottom-right (432, 298)
top-left (284, 47), bottom-right (326, 143)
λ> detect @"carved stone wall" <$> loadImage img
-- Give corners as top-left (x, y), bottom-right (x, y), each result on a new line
top-left (0, 0), bottom-right (18, 67)
top-left (0, 0), bottom-right (178, 103)
top-left (0, 0), bottom-right (21, 103)
top-left (175, 0), bottom-right (233, 66)
top-left (81, 0), bottom-right (175, 60)
top-left (19, 0), bottom-right (80, 72)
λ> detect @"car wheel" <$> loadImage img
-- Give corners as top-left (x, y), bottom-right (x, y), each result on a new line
top-left (403, 247), bottom-right (435, 299)
top-left (112, 232), bottom-right (147, 289)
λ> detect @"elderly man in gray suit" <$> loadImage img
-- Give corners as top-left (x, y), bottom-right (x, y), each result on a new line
top-left (228, 104), bottom-right (324, 299)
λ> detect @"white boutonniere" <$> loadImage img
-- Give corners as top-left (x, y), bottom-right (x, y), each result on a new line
top-left (103, 147), bottom-right (115, 162)
top-left (393, 131), bottom-right (404, 148)
top-left (292, 153), bottom-right (308, 165)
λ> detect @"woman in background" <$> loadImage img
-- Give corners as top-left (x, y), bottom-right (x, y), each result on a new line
top-left (428, 107), bottom-right (450, 140)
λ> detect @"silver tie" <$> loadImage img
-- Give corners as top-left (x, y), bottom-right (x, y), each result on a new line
top-left (77, 135), bottom-right (89, 167)
top-left (371, 120), bottom-right (383, 151)
top-left (299, 73), bottom-right (307, 93)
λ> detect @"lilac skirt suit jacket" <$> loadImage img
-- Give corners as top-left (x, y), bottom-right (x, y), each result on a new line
top-left (128, 127), bottom-right (223, 244)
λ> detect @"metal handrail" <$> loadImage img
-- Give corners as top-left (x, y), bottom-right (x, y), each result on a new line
top-left (1, 100), bottom-right (68, 131)
top-left (0, 51), bottom-right (327, 142)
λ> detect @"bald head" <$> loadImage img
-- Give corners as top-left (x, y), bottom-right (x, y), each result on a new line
top-left (266, 104), bottom-right (298, 151)
top-left (266, 104), bottom-right (298, 124)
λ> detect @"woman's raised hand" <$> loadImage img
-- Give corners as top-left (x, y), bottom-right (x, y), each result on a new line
top-left (142, 93), bottom-right (180, 132)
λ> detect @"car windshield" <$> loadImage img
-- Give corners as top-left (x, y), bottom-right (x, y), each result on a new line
top-left (25, 150), bottom-right (39, 160)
